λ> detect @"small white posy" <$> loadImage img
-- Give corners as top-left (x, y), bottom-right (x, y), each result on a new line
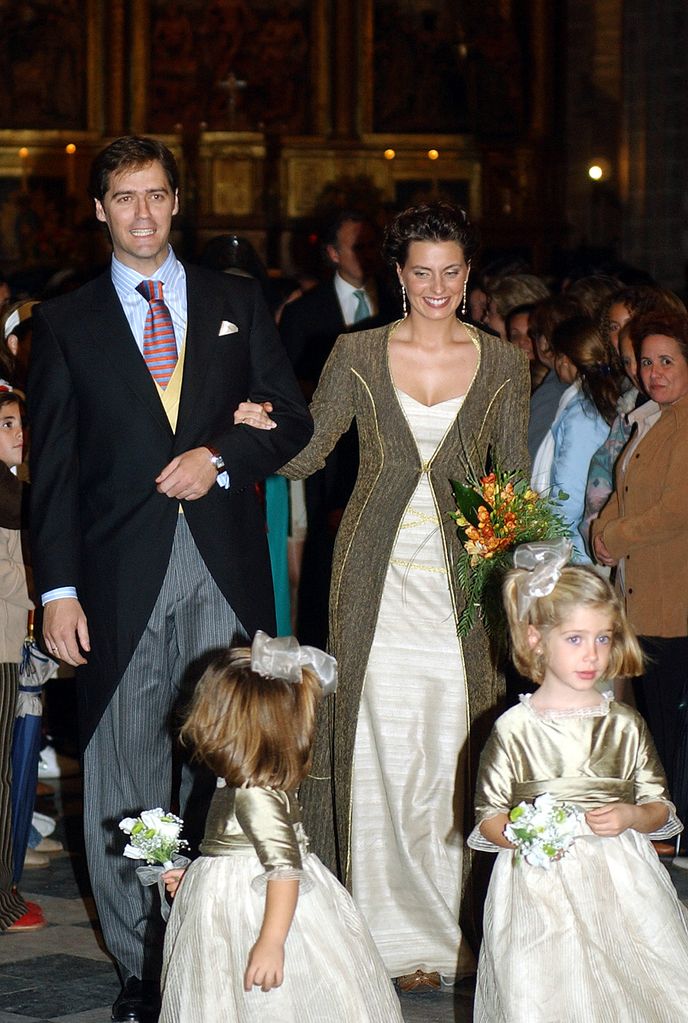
top-left (504, 792), bottom-right (582, 869)
top-left (219, 320), bottom-right (239, 336)
top-left (119, 807), bottom-right (188, 867)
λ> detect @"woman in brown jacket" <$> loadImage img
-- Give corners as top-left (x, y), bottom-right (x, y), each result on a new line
top-left (592, 312), bottom-right (688, 827)
top-left (240, 203), bottom-right (530, 988)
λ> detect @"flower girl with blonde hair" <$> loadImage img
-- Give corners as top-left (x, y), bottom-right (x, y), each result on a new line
top-left (469, 541), bottom-right (688, 1022)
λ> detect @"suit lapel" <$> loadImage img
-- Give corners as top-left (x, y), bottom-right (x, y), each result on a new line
top-left (85, 273), bottom-right (172, 436)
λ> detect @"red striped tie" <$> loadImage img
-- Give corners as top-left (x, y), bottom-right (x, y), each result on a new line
top-left (136, 279), bottom-right (178, 388)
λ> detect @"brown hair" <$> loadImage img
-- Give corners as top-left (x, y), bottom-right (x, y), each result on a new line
top-left (180, 647), bottom-right (321, 790)
top-left (550, 314), bottom-right (622, 424)
top-left (629, 311), bottom-right (688, 367)
top-left (383, 201), bottom-right (480, 267)
top-left (88, 136), bottom-right (179, 201)
top-left (529, 295), bottom-right (582, 350)
top-left (503, 565), bottom-right (643, 683)
top-left (486, 274), bottom-right (550, 319)
top-left (600, 285), bottom-right (686, 348)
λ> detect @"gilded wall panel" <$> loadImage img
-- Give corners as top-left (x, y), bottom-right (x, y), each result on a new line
top-left (147, 0), bottom-right (311, 134)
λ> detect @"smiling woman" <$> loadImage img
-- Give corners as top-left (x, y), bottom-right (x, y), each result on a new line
top-left (592, 311), bottom-right (688, 832)
top-left (277, 200), bottom-right (531, 988)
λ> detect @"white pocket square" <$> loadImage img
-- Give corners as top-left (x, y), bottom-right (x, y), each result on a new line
top-left (219, 320), bottom-right (239, 336)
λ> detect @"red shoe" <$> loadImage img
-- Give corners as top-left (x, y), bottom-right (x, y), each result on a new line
top-left (6, 901), bottom-right (46, 932)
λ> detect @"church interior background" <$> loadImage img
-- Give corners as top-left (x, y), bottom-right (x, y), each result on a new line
top-left (0, 0), bottom-right (686, 294)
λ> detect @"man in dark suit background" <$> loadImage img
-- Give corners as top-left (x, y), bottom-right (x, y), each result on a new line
top-left (279, 212), bottom-right (401, 647)
top-left (28, 137), bottom-right (311, 1022)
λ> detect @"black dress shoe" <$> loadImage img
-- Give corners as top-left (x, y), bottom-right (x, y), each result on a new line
top-left (112, 977), bottom-right (160, 1023)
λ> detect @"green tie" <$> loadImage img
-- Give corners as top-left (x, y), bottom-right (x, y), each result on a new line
top-left (353, 289), bottom-right (370, 322)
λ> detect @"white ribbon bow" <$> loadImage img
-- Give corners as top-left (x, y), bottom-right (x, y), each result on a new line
top-left (250, 631), bottom-right (337, 695)
top-left (513, 539), bottom-right (573, 619)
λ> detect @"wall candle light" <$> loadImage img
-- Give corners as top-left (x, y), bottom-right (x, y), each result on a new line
top-left (65, 143), bottom-right (77, 195)
top-left (18, 148), bottom-right (29, 193)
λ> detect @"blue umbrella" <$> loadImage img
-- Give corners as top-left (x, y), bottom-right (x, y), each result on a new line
top-left (11, 615), bottom-right (58, 882)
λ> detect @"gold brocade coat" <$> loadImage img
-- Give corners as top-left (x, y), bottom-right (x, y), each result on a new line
top-left (282, 321), bottom-right (530, 897)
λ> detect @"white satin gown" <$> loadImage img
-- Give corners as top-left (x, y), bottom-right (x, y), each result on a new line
top-left (350, 389), bottom-right (477, 981)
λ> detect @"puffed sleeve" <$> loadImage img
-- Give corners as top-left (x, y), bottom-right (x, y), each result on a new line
top-left (633, 716), bottom-right (683, 840)
top-left (279, 333), bottom-right (356, 480)
top-left (467, 724), bottom-right (515, 853)
top-left (234, 787), bottom-right (313, 894)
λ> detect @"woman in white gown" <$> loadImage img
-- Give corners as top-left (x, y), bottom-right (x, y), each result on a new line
top-left (237, 202), bottom-right (531, 987)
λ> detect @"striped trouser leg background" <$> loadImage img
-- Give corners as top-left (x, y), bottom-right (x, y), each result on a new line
top-left (82, 516), bottom-right (246, 982)
top-left (0, 663), bottom-right (28, 927)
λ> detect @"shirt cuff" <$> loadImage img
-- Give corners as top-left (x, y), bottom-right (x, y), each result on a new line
top-left (216, 471), bottom-right (229, 489)
top-left (42, 587), bottom-right (78, 605)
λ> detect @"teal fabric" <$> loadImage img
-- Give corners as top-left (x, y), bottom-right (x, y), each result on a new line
top-left (265, 474), bottom-right (291, 635)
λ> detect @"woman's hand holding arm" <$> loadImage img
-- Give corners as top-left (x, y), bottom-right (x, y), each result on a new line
top-left (244, 877), bottom-right (299, 992)
top-left (234, 400), bottom-right (276, 430)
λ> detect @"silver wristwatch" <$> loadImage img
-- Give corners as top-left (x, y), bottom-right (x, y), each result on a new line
top-left (207, 447), bottom-right (225, 473)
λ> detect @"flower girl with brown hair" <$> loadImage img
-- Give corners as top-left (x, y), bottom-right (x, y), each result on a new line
top-left (159, 633), bottom-right (402, 1023)
top-left (469, 542), bottom-right (688, 1022)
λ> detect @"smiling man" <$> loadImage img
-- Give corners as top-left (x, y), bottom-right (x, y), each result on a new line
top-left (27, 137), bottom-right (311, 1023)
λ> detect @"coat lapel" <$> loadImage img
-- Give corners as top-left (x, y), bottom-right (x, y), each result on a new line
top-left (85, 273), bottom-right (172, 436)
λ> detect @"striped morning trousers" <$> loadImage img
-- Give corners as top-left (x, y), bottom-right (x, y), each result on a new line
top-left (82, 515), bottom-right (246, 982)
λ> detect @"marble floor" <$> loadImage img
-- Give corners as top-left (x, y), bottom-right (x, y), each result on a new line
top-left (0, 758), bottom-right (686, 1022)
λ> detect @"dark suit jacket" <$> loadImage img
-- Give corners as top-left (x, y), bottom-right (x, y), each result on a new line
top-left (28, 263), bottom-right (312, 743)
top-left (279, 277), bottom-right (401, 393)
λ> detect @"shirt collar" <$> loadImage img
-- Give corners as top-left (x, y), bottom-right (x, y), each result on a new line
top-left (334, 271), bottom-right (368, 302)
top-left (110, 246), bottom-right (182, 296)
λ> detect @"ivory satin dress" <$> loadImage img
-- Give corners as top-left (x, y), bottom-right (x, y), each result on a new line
top-left (351, 389), bottom-right (476, 980)
top-left (160, 784), bottom-right (403, 1023)
top-left (469, 696), bottom-right (688, 1023)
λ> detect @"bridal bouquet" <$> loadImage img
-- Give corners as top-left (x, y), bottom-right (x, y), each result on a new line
top-left (450, 465), bottom-right (568, 639)
top-left (504, 793), bottom-right (582, 869)
top-left (119, 807), bottom-right (188, 870)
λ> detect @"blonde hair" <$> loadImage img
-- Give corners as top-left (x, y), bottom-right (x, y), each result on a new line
top-left (181, 647), bottom-right (322, 790)
top-left (503, 565), bottom-right (643, 683)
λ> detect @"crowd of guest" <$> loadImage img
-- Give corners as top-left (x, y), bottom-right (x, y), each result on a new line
top-left (2, 135), bottom-right (688, 1023)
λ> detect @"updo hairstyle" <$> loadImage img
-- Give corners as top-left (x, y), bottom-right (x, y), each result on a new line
top-left (383, 201), bottom-right (480, 268)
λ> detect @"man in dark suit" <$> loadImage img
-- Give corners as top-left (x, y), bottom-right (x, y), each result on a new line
top-left (28, 137), bottom-right (311, 1022)
top-left (279, 212), bottom-right (401, 647)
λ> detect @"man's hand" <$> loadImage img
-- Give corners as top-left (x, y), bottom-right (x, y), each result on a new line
top-left (43, 597), bottom-right (90, 666)
top-left (156, 448), bottom-right (219, 500)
